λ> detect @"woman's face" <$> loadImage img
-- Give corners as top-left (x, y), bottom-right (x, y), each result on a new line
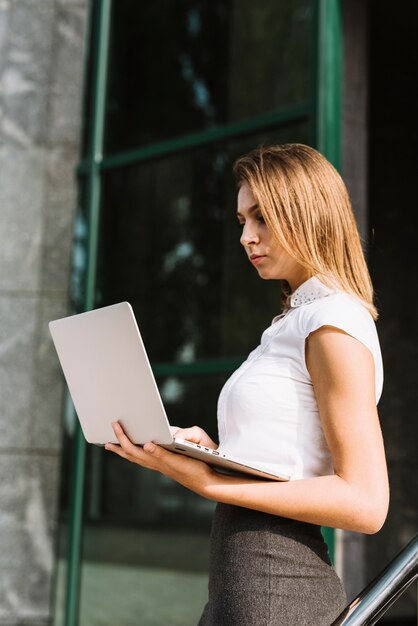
top-left (237, 183), bottom-right (310, 291)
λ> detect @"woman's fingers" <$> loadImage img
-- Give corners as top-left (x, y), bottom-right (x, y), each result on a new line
top-left (171, 426), bottom-right (199, 442)
top-left (105, 422), bottom-right (216, 496)
top-left (110, 421), bottom-right (141, 456)
top-left (105, 441), bottom-right (135, 463)
top-left (172, 426), bottom-right (218, 450)
top-left (172, 426), bottom-right (206, 444)
top-left (106, 421), bottom-right (172, 469)
top-left (170, 425), bottom-right (201, 443)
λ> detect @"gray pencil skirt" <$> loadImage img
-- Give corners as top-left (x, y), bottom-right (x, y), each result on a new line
top-left (198, 503), bottom-right (346, 626)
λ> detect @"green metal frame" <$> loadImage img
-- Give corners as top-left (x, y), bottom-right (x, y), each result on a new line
top-left (61, 0), bottom-right (343, 623)
top-left (64, 1), bottom-right (111, 625)
top-left (316, 0), bottom-right (342, 169)
top-left (314, 0), bottom-right (343, 559)
top-left (77, 104), bottom-right (311, 174)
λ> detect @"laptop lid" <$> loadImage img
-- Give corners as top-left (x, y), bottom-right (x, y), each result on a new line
top-left (49, 302), bottom-right (173, 445)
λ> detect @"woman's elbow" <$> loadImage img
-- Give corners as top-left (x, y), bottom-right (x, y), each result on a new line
top-left (358, 491), bottom-right (390, 535)
top-left (361, 511), bottom-right (387, 534)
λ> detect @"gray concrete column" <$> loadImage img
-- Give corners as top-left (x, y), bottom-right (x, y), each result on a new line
top-left (0, 1), bottom-right (88, 624)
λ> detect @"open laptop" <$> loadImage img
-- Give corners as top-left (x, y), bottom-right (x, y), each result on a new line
top-left (49, 302), bottom-right (290, 482)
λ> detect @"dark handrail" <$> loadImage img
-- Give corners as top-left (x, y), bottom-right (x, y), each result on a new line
top-left (331, 534), bottom-right (418, 626)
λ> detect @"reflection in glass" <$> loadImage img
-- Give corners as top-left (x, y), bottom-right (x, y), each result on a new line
top-left (104, 0), bottom-right (312, 153)
top-left (57, 126), bottom-right (311, 626)
top-left (69, 180), bottom-right (89, 314)
top-left (81, 124), bottom-right (309, 581)
top-left (97, 124), bottom-right (310, 365)
top-left (83, 373), bottom-right (228, 528)
top-left (57, 1), bottom-right (317, 622)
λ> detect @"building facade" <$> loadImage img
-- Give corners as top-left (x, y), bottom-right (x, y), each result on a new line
top-left (0, 1), bottom-right (416, 625)
top-left (0, 1), bottom-right (88, 624)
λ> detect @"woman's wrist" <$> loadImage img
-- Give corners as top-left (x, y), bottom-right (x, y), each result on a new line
top-left (176, 462), bottom-right (222, 499)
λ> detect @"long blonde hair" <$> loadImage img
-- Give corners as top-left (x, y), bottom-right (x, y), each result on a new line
top-left (233, 143), bottom-right (378, 320)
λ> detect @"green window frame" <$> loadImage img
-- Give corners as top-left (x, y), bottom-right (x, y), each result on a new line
top-left (61, 1), bottom-right (342, 624)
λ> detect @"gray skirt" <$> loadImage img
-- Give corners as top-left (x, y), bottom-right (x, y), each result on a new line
top-left (198, 503), bottom-right (346, 626)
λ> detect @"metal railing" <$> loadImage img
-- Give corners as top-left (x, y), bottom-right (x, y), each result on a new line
top-left (331, 534), bottom-right (418, 625)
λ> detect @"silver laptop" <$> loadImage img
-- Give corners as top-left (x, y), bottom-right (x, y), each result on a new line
top-left (49, 302), bottom-right (289, 482)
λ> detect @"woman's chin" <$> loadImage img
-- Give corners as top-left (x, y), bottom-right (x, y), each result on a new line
top-left (256, 267), bottom-right (274, 280)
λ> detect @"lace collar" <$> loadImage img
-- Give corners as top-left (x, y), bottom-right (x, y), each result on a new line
top-left (288, 275), bottom-right (338, 308)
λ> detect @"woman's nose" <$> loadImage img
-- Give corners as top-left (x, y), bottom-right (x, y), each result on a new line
top-left (240, 223), bottom-right (259, 246)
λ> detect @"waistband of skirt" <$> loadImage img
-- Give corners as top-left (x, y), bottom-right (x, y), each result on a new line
top-left (214, 502), bottom-right (325, 537)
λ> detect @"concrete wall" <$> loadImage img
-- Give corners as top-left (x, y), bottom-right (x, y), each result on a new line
top-left (0, 1), bottom-right (87, 624)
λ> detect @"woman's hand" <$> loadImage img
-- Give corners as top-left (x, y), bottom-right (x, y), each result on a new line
top-left (105, 421), bottom-right (218, 495)
top-left (170, 425), bottom-right (218, 450)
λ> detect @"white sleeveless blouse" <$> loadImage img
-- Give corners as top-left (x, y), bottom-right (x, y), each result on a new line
top-left (217, 276), bottom-right (383, 480)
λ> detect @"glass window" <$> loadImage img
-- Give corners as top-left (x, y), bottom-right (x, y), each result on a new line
top-left (56, 0), bottom-right (319, 622)
top-left (96, 123), bottom-right (310, 366)
top-left (63, 124), bottom-right (310, 626)
top-left (104, 0), bottom-right (313, 153)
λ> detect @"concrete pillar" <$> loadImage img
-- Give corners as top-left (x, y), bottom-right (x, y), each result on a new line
top-left (0, 1), bottom-right (87, 623)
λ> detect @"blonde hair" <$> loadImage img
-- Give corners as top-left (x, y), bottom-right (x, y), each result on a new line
top-left (233, 143), bottom-right (378, 320)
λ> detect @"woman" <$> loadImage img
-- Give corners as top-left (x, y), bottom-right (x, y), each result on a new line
top-left (105, 144), bottom-right (389, 625)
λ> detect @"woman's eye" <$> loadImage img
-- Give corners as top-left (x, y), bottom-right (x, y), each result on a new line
top-left (256, 214), bottom-right (265, 224)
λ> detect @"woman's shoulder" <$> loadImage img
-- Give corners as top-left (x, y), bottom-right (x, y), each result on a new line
top-left (299, 290), bottom-right (383, 402)
top-left (300, 290), bottom-right (378, 339)
top-left (310, 289), bottom-right (372, 314)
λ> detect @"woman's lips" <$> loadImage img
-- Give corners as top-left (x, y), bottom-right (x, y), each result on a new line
top-left (249, 254), bottom-right (266, 265)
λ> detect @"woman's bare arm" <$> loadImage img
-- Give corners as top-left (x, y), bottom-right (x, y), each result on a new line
top-left (107, 327), bottom-right (389, 533)
top-left (200, 326), bottom-right (389, 533)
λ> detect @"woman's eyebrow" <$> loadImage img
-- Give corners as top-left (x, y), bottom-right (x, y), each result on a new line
top-left (236, 203), bottom-right (259, 217)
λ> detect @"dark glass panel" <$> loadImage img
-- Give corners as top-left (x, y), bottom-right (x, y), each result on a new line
top-left (104, 0), bottom-right (312, 153)
top-left (69, 178), bottom-right (89, 314)
top-left (58, 1), bottom-right (317, 622)
top-left (86, 373), bottom-right (227, 529)
top-left (96, 123), bottom-right (310, 368)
